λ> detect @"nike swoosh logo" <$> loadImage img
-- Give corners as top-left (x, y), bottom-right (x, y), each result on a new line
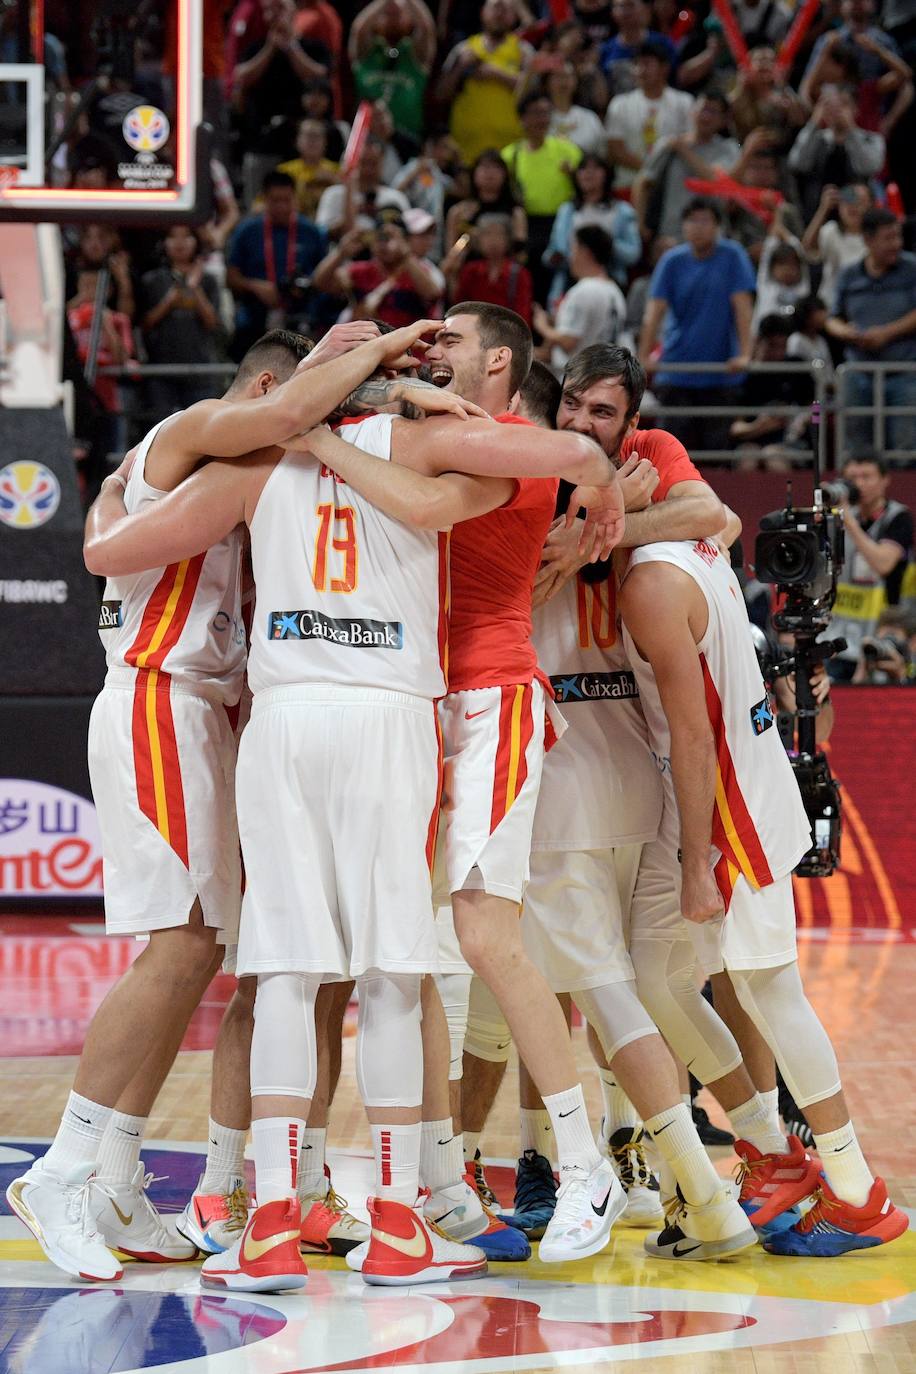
top-left (69, 1112), bottom-right (92, 1124)
top-left (372, 1216), bottom-right (430, 1259)
top-left (672, 1241), bottom-right (703, 1257)
top-left (117, 1128), bottom-right (140, 1137)
top-left (495, 1041), bottom-right (511, 1050)
top-left (652, 1121), bottom-right (673, 1134)
top-left (831, 1142), bottom-right (853, 1152)
top-left (210, 1138), bottom-right (219, 1146)
top-left (464, 708), bottom-right (488, 720)
top-left (243, 1226), bottom-right (301, 1263)
top-left (558, 1107), bottom-right (580, 1118)
top-left (302, 1144), bottom-right (313, 1150)
top-left (111, 1201), bottom-right (134, 1227)
top-left (437, 1138), bottom-right (455, 1147)
top-left (592, 1184), bottom-right (614, 1217)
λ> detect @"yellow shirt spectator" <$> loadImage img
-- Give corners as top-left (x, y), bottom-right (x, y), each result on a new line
top-left (448, 31), bottom-right (528, 165)
top-left (276, 157), bottom-right (340, 220)
top-left (501, 136), bottom-right (582, 217)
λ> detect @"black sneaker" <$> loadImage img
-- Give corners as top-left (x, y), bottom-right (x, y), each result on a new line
top-left (692, 1104), bottom-right (735, 1147)
top-left (501, 1149), bottom-right (558, 1239)
top-left (605, 1126), bottom-right (663, 1226)
top-left (777, 1082), bottom-right (814, 1148)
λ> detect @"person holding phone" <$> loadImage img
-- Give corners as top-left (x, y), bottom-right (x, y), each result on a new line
top-left (141, 226), bottom-right (225, 415)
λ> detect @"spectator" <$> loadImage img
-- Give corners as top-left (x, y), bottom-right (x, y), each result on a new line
top-left (277, 118), bottom-right (341, 219)
top-left (394, 130), bottom-right (462, 255)
top-left (502, 91), bottom-right (582, 299)
top-left (349, 0), bottom-right (437, 148)
top-left (604, 39), bottom-right (693, 194)
top-left (533, 224), bottom-right (627, 375)
top-left (678, 0), bottom-right (790, 89)
top-left (788, 85), bottom-right (886, 220)
top-left (600, 0), bottom-right (676, 93)
top-left (787, 295), bottom-right (835, 381)
top-left (804, 0), bottom-right (905, 89)
top-left (66, 270), bottom-right (135, 458)
top-left (444, 148), bottom-right (528, 255)
top-left (71, 224), bottom-right (135, 322)
top-left (545, 61), bottom-right (607, 155)
top-left (751, 206), bottom-right (811, 333)
top-left (853, 609), bottom-right (916, 685)
top-left (452, 213), bottom-right (534, 321)
top-left (632, 90), bottom-right (740, 243)
top-left (442, 0), bottom-right (533, 166)
top-left (729, 314), bottom-right (814, 466)
top-left (728, 135), bottom-right (804, 263)
top-left (572, 0), bottom-right (615, 50)
top-left (828, 454), bottom-right (915, 681)
top-left (803, 30), bottom-right (913, 141)
top-left (366, 102), bottom-right (406, 185)
top-left (140, 227), bottom-right (224, 414)
top-left (302, 78), bottom-right (351, 161)
top-left (638, 196), bottom-right (755, 452)
top-left (404, 208), bottom-right (448, 309)
top-left (314, 137), bottom-right (410, 238)
top-left (294, 0), bottom-right (345, 115)
top-left (544, 154), bottom-right (640, 303)
top-left (312, 210), bottom-right (443, 326)
top-left (728, 46), bottom-right (807, 146)
top-left (226, 170), bottom-right (328, 355)
top-left (233, 0), bottom-right (332, 205)
top-left (827, 207), bottom-right (916, 454)
top-left (549, 19), bottom-right (610, 113)
top-left (801, 180), bottom-right (872, 306)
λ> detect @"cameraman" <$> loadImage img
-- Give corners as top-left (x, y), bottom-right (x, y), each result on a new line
top-left (854, 609), bottom-right (916, 685)
top-left (826, 454), bottom-right (914, 682)
top-left (771, 633), bottom-right (835, 742)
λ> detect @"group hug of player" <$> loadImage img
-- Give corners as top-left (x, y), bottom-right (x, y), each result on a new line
top-left (6, 306), bottom-right (907, 1293)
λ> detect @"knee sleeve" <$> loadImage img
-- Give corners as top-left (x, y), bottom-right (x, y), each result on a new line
top-left (729, 962), bottom-right (841, 1109)
top-left (356, 973), bottom-right (423, 1108)
top-left (250, 972), bottom-right (321, 1100)
top-left (435, 971), bottom-right (472, 1081)
top-left (630, 937), bottom-right (743, 1084)
top-left (464, 974), bottom-right (511, 1064)
top-left (572, 980), bottom-right (658, 1062)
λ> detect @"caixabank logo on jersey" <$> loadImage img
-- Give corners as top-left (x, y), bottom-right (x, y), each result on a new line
top-left (551, 671), bottom-right (639, 703)
top-left (0, 780), bottom-right (103, 897)
top-left (268, 609), bottom-right (403, 648)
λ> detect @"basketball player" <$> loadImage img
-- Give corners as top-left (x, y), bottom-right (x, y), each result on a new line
top-left (72, 381), bottom-right (621, 1288)
top-left (6, 321), bottom-right (438, 1283)
top-left (618, 535), bottom-right (910, 1257)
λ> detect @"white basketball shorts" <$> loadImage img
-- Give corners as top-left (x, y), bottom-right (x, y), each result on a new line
top-left (522, 844), bottom-right (641, 993)
top-left (235, 685), bottom-right (441, 979)
top-left (87, 669), bottom-right (241, 940)
top-left (438, 679), bottom-right (565, 905)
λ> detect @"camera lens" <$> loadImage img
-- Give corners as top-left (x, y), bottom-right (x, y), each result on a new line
top-left (769, 535), bottom-right (811, 582)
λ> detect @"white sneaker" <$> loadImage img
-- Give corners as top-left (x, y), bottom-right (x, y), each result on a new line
top-left (423, 1179), bottom-right (488, 1242)
top-left (201, 1197), bottom-right (307, 1292)
top-left (95, 1162), bottom-right (198, 1262)
top-left (539, 1159), bottom-right (626, 1263)
top-left (345, 1239), bottom-right (369, 1272)
top-left (600, 1125), bottom-right (664, 1227)
top-left (362, 1194), bottom-right (487, 1286)
top-left (6, 1158), bottom-right (123, 1281)
top-left (644, 1186), bottom-right (758, 1260)
top-left (177, 1174), bottom-right (249, 1254)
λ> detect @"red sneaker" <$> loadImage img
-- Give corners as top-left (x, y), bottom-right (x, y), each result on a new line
top-left (300, 1184), bottom-right (369, 1255)
top-left (764, 1174), bottom-right (909, 1256)
top-left (361, 1195), bottom-right (488, 1287)
top-left (735, 1135), bottom-right (821, 1231)
top-left (200, 1199), bottom-right (307, 1292)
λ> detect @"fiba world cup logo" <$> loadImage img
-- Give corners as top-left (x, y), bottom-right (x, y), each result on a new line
top-left (122, 105), bottom-right (171, 154)
top-left (0, 462), bottom-right (61, 529)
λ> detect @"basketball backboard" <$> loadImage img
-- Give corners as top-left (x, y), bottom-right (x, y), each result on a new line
top-left (0, 0), bottom-right (207, 224)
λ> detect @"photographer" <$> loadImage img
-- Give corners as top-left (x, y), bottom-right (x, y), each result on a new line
top-left (769, 634), bottom-right (836, 742)
top-left (826, 455), bottom-right (914, 681)
top-left (311, 210), bottom-right (443, 327)
top-left (854, 608), bottom-right (916, 684)
top-left (226, 170), bottom-right (328, 358)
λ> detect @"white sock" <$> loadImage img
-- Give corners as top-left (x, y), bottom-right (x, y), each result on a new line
top-left (372, 1123), bottom-right (421, 1204)
top-left (463, 1130), bottom-right (481, 1163)
top-left (201, 1119), bottom-right (248, 1194)
top-left (644, 1103), bottom-right (720, 1207)
top-left (681, 1093), bottom-right (692, 1110)
top-left (252, 1117), bottom-right (305, 1205)
top-left (814, 1122), bottom-right (874, 1208)
top-left (44, 1092), bottom-right (112, 1175)
top-left (543, 1085), bottom-right (602, 1174)
top-left (597, 1069), bottom-right (640, 1142)
top-left (95, 1111), bottom-right (146, 1185)
top-left (729, 1092), bottom-right (786, 1157)
top-left (297, 1127), bottom-right (327, 1200)
top-left (519, 1108), bottom-right (554, 1163)
top-left (421, 1119), bottom-right (464, 1193)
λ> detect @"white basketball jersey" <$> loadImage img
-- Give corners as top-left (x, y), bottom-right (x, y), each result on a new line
top-left (531, 574), bottom-right (662, 851)
top-left (622, 540), bottom-right (810, 898)
top-left (247, 414), bottom-right (448, 699)
top-left (99, 416), bottom-right (247, 705)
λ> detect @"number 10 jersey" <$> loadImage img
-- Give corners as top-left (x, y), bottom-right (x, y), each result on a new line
top-left (246, 413), bottom-right (449, 701)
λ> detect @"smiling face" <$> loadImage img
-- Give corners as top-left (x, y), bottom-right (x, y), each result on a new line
top-left (557, 377), bottom-right (637, 459)
top-left (425, 314), bottom-right (489, 399)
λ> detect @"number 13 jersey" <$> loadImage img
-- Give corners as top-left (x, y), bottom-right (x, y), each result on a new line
top-left (246, 413), bottom-right (449, 700)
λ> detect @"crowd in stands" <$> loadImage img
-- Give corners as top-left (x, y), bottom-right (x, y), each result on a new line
top-left (26, 0), bottom-right (916, 491)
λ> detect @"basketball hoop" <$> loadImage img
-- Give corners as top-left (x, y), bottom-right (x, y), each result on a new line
top-left (0, 168), bottom-right (21, 194)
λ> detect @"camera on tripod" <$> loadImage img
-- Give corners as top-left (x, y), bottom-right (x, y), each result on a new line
top-left (753, 488), bottom-right (846, 878)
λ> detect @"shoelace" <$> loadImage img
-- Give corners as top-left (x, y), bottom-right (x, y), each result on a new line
top-left (793, 1187), bottom-right (838, 1235)
top-left (611, 1139), bottom-right (654, 1191)
top-left (223, 1182), bottom-right (250, 1233)
top-left (136, 1172), bottom-right (172, 1235)
top-left (734, 1155), bottom-right (766, 1196)
top-left (66, 1175), bottom-right (116, 1241)
top-left (473, 1159), bottom-right (499, 1210)
top-left (550, 1171), bottom-right (592, 1227)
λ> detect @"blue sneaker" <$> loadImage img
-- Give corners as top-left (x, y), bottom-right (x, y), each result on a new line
top-left (502, 1150), bottom-right (558, 1240)
top-left (763, 1175), bottom-right (908, 1257)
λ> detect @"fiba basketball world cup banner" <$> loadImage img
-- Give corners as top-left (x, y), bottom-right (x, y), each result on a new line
top-left (0, 779), bottom-right (102, 898)
top-left (0, 408), bottom-right (104, 693)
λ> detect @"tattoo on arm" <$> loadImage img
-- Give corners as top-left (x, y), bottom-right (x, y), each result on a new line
top-left (334, 375), bottom-right (440, 420)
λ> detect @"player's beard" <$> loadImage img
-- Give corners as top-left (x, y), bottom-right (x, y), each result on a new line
top-left (448, 352), bottom-right (489, 408)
